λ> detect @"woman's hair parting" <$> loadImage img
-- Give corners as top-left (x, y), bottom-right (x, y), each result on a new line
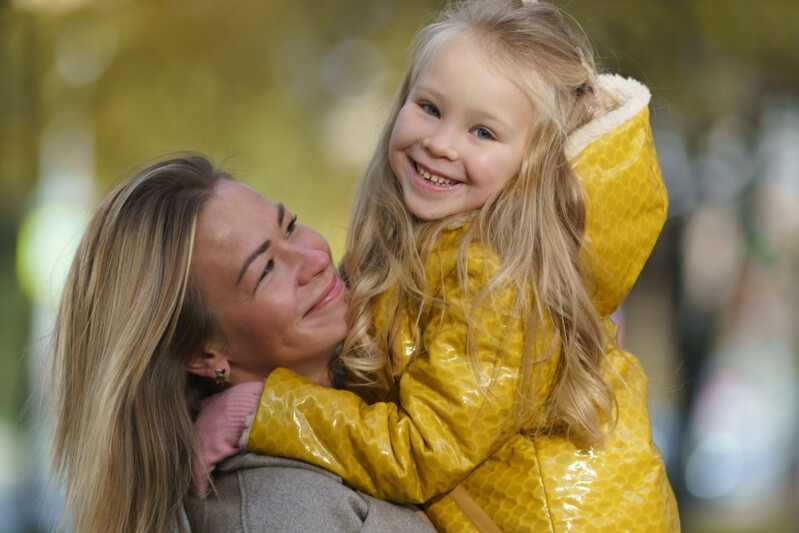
top-left (342, 0), bottom-right (614, 444)
top-left (48, 155), bottom-right (227, 533)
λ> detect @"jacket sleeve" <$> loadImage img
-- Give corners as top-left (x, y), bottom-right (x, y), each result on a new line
top-left (572, 93), bottom-right (668, 317)
top-left (246, 254), bottom-right (548, 503)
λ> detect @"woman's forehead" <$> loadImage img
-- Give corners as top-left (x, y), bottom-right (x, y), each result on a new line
top-left (194, 182), bottom-right (280, 271)
top-left (213, 180), bottom-right (275, 210)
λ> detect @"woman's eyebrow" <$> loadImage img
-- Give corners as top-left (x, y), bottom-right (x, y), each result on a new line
top-left (237, 239), bottom-right (271, 285)
top-left (235, 203), bottom-right (285, 286)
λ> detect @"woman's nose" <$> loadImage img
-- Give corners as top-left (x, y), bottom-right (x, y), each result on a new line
top-left (296, 245), bottom-right (331, 285)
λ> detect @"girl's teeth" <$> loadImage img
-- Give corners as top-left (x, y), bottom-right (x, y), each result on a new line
top-left (416, 164), bottom-right (455, 186)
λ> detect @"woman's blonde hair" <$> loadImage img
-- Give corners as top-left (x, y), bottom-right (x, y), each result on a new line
top-left (342, 0), bottom-right (614, 445)
top-left (48, 155), bottom-right (226, 533)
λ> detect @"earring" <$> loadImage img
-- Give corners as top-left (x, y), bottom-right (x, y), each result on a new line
top-left (215, 368), bottom-right (230, 387)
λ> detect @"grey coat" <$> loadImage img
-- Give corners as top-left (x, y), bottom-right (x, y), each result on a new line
top-left (184, 453), bottom-right (434, 532)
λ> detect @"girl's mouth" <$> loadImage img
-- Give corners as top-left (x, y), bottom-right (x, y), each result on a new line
top-left (415, 162), bottom-right (456, 186)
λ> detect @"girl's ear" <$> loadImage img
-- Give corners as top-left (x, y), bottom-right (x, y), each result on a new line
top-left (187, 342), bottom-right (229, 381)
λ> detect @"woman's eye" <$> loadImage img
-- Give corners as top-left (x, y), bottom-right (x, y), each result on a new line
top-left (472, 127), bottom-right (494, 140)
top-left (420, 103), bottom-right (440, 118)
top-left (260, 259), bottom-right (274, 281)
top-left (286, 214), bottom-right (297, 238)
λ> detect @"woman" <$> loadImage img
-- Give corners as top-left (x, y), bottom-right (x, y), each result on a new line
top-left (48, 155), bottom-right (432, 533)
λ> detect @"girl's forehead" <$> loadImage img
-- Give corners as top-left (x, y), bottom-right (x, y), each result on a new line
top-left (427, 31), bottom-right (527, 77)
top-left (414, 34), bottom-right (490, 81)
top-left (413, 35), bottom-right (533, 102)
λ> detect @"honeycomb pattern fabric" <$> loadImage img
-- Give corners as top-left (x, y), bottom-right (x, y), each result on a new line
top-left (423, 346), bottom-right (679, 532)
top-left (252, 238), bottom-right (538, 503)
top-left (248, 78), bottom-right (678, 531)
top-left (576, 102), bottom-right (668, 318)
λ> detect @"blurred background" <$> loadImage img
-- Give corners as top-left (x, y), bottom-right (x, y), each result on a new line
top-left (2, 0), bottom-right (798, 531)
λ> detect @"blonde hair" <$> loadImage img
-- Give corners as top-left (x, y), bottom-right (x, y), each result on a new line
top-left (48, 155), bottom-right (226, 533)
top-left (342, 0), bottom-right (615, 444)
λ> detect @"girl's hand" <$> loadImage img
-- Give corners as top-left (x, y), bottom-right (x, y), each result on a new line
top-left (191, 381), bottom-right (263, 496)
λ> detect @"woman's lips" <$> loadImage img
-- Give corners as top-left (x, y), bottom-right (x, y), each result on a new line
top-left (305, 274), bottom-right (344, 317)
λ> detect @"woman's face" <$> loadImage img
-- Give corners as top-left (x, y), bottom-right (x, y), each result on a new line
top-left (191, 181), bottom-right (350, 386)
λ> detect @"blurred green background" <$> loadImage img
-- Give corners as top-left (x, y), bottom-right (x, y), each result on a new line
top-left (2, 0), bottom-right (799, 531)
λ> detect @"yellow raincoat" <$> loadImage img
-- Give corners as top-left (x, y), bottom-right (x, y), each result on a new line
top-left (248, 75), bottom-right (679, 532)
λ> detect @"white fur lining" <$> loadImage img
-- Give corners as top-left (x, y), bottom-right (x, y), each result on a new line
top-left (565, 74), bottom-right (651, 161)
top-left (238, 408), bottom-right (256, 449)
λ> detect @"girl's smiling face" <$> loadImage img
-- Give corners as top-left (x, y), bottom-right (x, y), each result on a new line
top-left (389, 38), bottom-right (534, 221)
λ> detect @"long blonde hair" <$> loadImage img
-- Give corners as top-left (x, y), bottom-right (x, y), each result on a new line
top-left (48, 155), bottom-right (226, 533)
top-left (342, 0), bottom-right (614, 445)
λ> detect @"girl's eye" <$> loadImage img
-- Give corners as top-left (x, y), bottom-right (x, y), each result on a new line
top-left (420, 103), bottom-right (440, 118)
top-left (286, 214), bottom-right (297, 238)
top-left (472, 127), bottom-right (494, 140)
top-left (259, 259), bottom-right (274, 282)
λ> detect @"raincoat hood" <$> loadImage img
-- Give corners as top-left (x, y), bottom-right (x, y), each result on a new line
top-left (569, 74), bottom-right (667, 317)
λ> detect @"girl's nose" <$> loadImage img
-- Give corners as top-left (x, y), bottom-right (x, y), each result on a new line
top-left (422, 126), bottom-right (458, 161)
top-left (296, 245), bottom-right (331, 285)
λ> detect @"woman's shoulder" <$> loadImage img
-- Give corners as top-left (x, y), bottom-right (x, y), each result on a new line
top-left (185, 453), bottom-right (432, 533)
top-left (217, 452), bottom-right (340, 477)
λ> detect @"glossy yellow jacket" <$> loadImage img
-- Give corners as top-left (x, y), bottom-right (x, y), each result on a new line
top-left (248, 75), bottom-right (679, 532)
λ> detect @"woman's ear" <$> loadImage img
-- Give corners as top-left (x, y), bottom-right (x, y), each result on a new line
top-left (187, 343), bottom-right (229, 381)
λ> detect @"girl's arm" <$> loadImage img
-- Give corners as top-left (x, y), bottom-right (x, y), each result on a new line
top-left (192, 382), bottom-right (263, 496)
top-left (247, 256), bottom-right (552, 503)
top-left (570, 82), bottom-right (667, 318)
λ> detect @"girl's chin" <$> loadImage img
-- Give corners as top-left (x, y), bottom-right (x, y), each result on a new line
top-left (403, 193), bottom-right (452, 221)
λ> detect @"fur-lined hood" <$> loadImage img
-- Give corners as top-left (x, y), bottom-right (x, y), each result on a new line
top-left (566, 74), bottom-right (653, 160)
top-left (567, 74), bottom-right (667, 317)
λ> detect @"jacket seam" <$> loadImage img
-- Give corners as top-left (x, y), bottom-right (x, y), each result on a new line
top-left (532, 441), bottom-right (557, 533)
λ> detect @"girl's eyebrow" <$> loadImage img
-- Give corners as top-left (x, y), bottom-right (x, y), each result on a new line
top-left (236, 203), bottom-right (285, 285)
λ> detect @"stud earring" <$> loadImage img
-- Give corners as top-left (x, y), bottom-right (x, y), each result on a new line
top-left (215, 368), bottom-right (230, 387)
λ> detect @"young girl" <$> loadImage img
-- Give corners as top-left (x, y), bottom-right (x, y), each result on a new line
top-left (199, 0), bottom-right (678, 530)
